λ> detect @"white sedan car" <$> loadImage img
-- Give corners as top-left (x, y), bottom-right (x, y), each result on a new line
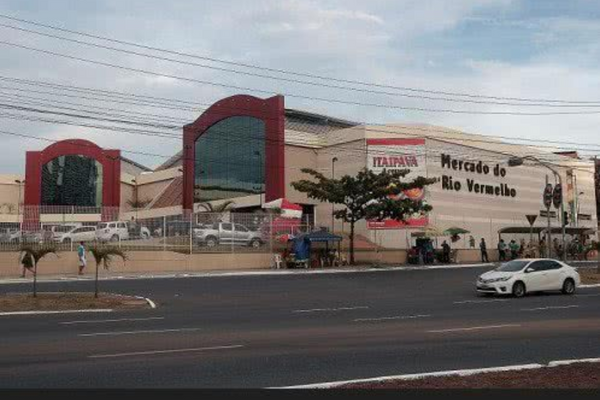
top-left (476, 259), bottom-right (580, 298)
top-left (57, 226), bottom-right (98, 244)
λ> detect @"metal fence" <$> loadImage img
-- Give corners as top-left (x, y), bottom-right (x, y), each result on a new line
top-left (0, 206), bottom-right (317, 254)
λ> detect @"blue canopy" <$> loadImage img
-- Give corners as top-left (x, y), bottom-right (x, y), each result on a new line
top-left (305, 230), bottom-right (343, 243)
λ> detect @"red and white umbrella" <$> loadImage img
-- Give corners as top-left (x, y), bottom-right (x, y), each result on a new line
top-left (262, 198), bottom-right (303, 219)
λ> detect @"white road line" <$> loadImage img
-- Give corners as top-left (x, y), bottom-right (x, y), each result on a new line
top-left (576, 293), bottom-right (600, 297)
top-left (78, 327), bottom-right (201, 337)
top-left (453, 299), bottom-right (509, 304)
top-left (579, 284), bottom-right (600, 288)
top-left (427, 324), bottom-right (521, 333)
top-left (0, 309), bottom-right (113, 317)
top-left (89, 344), bottom-right (244, 359)
top-left (354, 314), bottom-right (431, 323)
top-left (61, 317), bottom-right (165, 325)
top-left (292, 306), bottom-right (369, 314)
top-left (521, 305), bottom-right (579, 312)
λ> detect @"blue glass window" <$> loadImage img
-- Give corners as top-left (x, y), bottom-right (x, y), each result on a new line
top-left (41, 155), bottom-right (103, 207)
top-left (194, 116), bottom-right (265, 202)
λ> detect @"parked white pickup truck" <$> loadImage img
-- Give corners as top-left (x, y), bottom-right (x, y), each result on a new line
top-left (193, 222), bottom-right (263, 248)
top-left (96, 221), bottom-right (151, 242)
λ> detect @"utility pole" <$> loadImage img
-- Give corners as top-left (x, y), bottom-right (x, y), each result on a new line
top-left (14, 179), bottom-right (24, 240)
top-left (331, 157), bottom-right (338, 233)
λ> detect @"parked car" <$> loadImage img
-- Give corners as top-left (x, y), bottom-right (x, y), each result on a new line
top-left (476, 259), bottom-right (580, 298)
top-left (0, 228), bottom-right (19, 243)
top-left (194, 222), bottom-right (263, 248)
top-left (96, 221), bottom-right (151, 242)
top-left (56, 225), bottom-right (97, 243)
top-left (42, 223), bottom-right (82, 241)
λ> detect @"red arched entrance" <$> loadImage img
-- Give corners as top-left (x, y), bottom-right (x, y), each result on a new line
top-left (23, 139), bottom-right (121, 229)
top-left (182, 94), bottom-right (285, 211)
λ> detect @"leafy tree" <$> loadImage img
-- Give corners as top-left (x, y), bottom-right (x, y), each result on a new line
top-left (292, 168), bottom-right (436, 264)
top-left (18, 245), bottom-right (57, 297)
top-left (88, 245), bottom-right (127, 298)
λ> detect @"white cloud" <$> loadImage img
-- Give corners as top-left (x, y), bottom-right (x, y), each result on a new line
top-left (1, 0), bottom-right (600, 174)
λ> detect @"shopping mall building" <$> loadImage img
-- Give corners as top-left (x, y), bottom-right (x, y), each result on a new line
top-left (0, 94), bottom-right (598, 251)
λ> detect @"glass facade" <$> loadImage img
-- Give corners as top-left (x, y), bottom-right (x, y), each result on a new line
top-left (41, 155), bottom-right (103, 207)
top-left (194, 116), bottom-right (265, 202)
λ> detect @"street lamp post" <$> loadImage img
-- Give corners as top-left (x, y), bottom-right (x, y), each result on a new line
top-left (331, 157), bottom-right (338, 233)
top-left (508, 156), bottom-right (566, 261)
top-left (575, 191), bottom-right (584, 228)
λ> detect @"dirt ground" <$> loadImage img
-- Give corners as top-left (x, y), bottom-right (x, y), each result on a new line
top-left (580, 269), bottom-right (600, 284)
top-left (0, 292), bottom-right (151, 312)
top-left (340, 363), bottom-right (600, 389)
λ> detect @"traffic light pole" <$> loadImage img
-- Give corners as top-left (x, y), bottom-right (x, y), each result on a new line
top-left (546, 175), bottom-right (552, 260)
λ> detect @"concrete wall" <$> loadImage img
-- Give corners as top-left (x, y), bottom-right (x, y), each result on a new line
top-left (0, 175), bottom-right (24, 223)
top-left (285, 145), bottom-right (319, 205)
top-left (0, 251), bottom-right (273, 278)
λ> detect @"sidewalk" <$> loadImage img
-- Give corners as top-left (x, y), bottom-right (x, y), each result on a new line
top-left (1, 260), bottom-right (596, 285)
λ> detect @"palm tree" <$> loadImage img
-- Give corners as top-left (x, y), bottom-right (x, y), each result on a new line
top-left (88, 245), bottom-right (127, 298)
top-left (18, 245), bottom-right (57, 297)
top-left (126, 198), bottom-right (151, 209)
top-left (196, 200), bottom-right (235, 224)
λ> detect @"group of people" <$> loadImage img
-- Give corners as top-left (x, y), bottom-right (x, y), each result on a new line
top-left (20, 241), bottom-right (88, 278)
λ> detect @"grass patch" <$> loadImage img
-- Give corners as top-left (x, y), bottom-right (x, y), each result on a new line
top-left (0, 292), bottom-right (151, 312)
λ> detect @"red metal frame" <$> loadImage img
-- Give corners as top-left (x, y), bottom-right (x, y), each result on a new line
top-left (23, 139), bottom-right (121, 228)
top-left (182, 94), bottom-right (285, 211)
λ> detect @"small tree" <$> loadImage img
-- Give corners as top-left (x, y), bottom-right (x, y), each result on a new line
top-left (88, 245), bottom-right (127, 298)
top-left (126, 198), bottom-right (151, 210)
top-left (196, 200), bottom-right (236, 224)
top-left (292, 168), bottom-right (435, 264)
top-left (18, 245), bottom-right (57, 297)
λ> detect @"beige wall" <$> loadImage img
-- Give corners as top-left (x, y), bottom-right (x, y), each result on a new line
top-left (0, 251), bottom-right (273, 278)
top-left (0, 183), bottom-right (22, 223)
top-left (285, 145), bottom-right (319, 205)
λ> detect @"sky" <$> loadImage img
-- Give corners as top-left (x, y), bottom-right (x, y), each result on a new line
top-left (1, 0), bottom-right (600, 173)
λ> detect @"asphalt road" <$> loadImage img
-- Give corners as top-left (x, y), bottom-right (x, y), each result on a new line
top-left (0, 266), bottom-right (599, 388)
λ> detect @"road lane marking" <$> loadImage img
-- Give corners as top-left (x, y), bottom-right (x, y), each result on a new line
top-left (427, 324), bottom-right (521, 333)
top-left (453, 299), bottom-right (509, 304)
top-left (576, 293), bottom-right (600, 297)
top-left (354, 314), bottom-right (431, 323)
top-left (61, 317), bottom-right (165, 325)
top-left (293, 306), bottom-right (369, 314)
top-left (0, 309), bottom-right (113, 317)
top-left (89, 344), bottom-right (244, 359)
top-left (79, 327), bottom-right (201, 337)
top-left (521, 305), bottom-right (579, 312)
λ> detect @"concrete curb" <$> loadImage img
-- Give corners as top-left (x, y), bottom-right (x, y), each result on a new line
top-left (136, 296), bottom-right (156, 309)
top-left (0, 263), bottom-right (495, 284)
top-left (274, 357), bottom-right (600, 389)
top-left (0, 309), bottom-right (113, 317)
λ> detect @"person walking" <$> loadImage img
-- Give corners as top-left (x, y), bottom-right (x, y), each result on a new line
top-left (480, 238), bottom-right (489, 263)
top-left (77, 241), bottom-right (87, 275)
top-left (539, 238), bottom-right (547, 258)
top-left (20, 251), bottom-right (34, 278)
top-left (509, 239), bottom-right (519, 260)
top-left (497, 239), bottom-right (507, 261)
top-left (441, 240), bottom-right (451, 263)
